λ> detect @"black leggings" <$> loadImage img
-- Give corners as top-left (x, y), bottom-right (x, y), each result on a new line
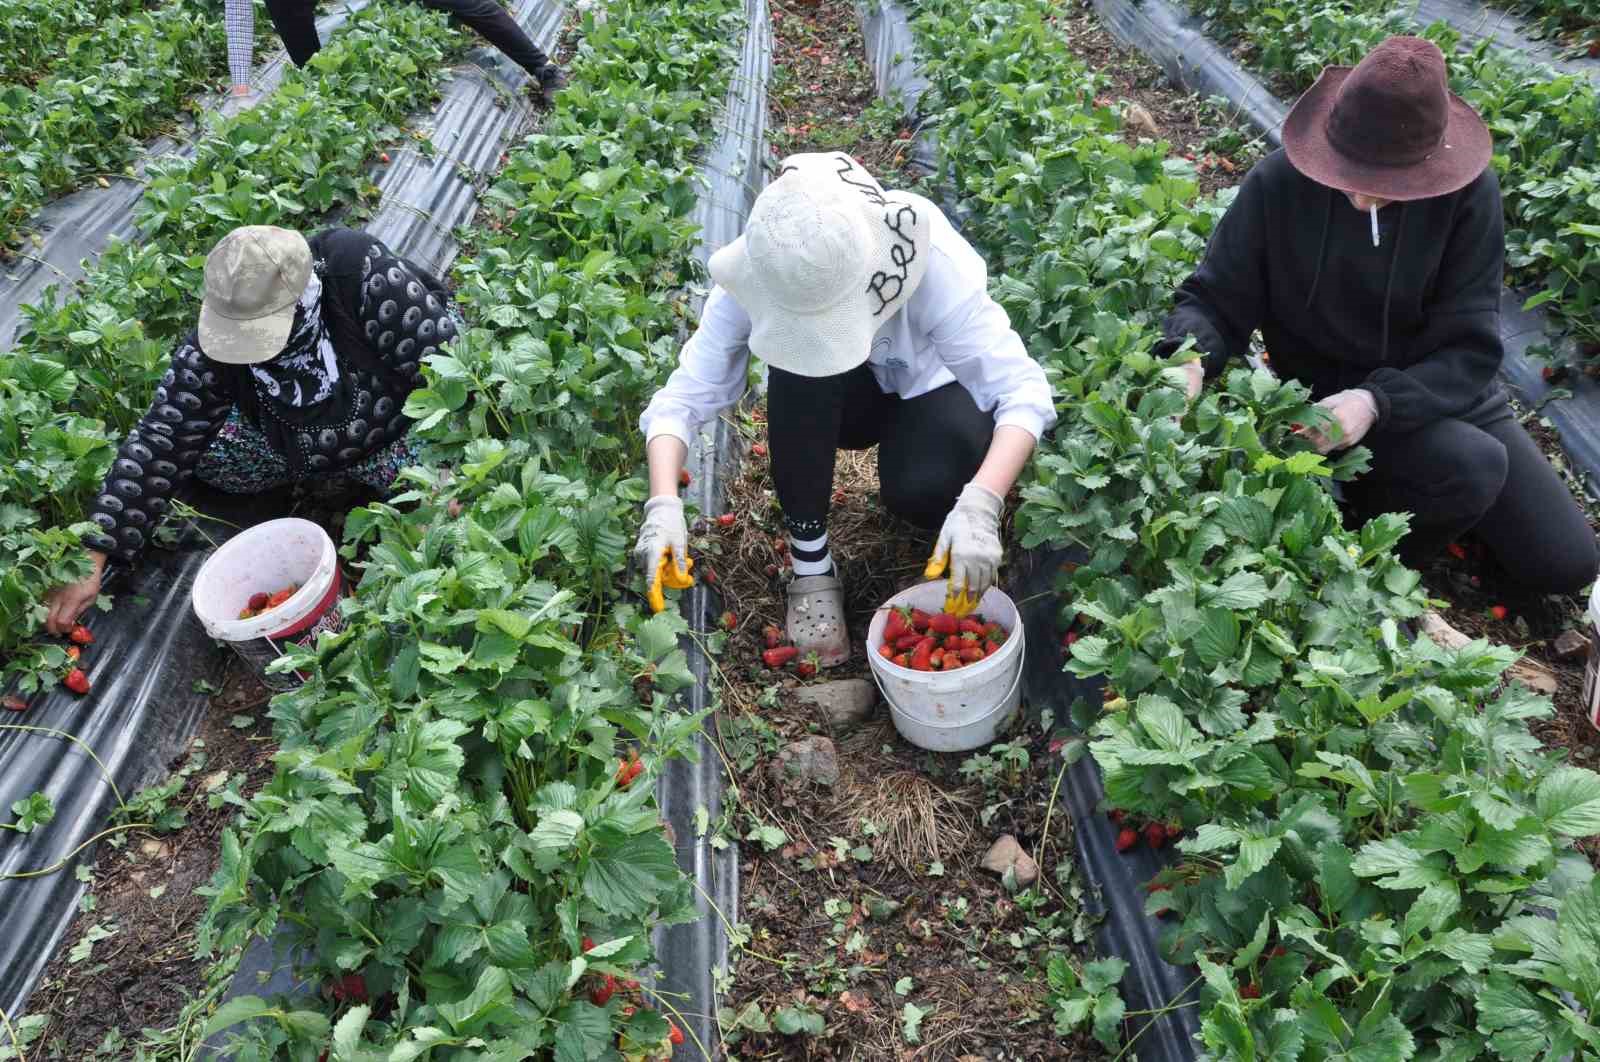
top-left (1341, 387), bottom-right (1598, 596)
top-left (767, 364), bottom-right (994, 532)
top-left (265, 0), bottom-right (551, 76)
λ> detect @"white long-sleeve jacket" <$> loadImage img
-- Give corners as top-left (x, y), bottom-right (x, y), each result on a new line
top-left (639, 210), bottom-right (1057, 446)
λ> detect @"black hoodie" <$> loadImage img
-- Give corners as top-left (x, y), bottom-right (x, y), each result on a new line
top-left (1160, 149), bottom-right (1505, 434)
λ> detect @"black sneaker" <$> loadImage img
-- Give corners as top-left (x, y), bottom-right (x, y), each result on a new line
top-left (534, 64), bottom-right (566, 108)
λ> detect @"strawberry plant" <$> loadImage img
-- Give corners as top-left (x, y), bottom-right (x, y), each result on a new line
top-left (191, 0), bottom-right (746, 1054)
top-left (912, 0), bottom-right (1600, 1052)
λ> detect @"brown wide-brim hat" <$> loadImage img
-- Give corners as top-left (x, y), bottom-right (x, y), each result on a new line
top-left (1282, 36), bottom-right (1492, 202)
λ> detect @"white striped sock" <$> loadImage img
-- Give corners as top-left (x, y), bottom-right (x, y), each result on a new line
top-left (789, 532), bottom-right (832, 576)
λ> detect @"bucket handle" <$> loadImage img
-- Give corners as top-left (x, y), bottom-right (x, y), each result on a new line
top-left (868, 654), bottom-right (1025, 728)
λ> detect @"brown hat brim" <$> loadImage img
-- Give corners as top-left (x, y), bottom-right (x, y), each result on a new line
top-left (1282, 66), bottom-right (1493, 202)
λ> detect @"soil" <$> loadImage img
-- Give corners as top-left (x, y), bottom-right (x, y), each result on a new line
top-left (1051, 1), bottom-right (1265, 196)
top-left (767, 0), bottom-right (917, 180)
top-left (710, 423), bottom-right (1103, 1059)
top-left (23, 663), bottom-right (278, 1061)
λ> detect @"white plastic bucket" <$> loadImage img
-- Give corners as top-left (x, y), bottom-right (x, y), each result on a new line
top-left (1584, 581), bottom-right (1600, 731)
top-left (866, 580), bottom-right (1026, 752)
top-left (191, 518), bottom-right (345, 691)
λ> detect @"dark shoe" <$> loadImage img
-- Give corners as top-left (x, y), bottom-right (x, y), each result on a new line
top-left (534, 64), bottom-right (566, 107)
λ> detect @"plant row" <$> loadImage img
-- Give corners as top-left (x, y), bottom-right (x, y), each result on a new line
top-left (1493, 0), bottom-right (1600, 51)
top-left (1184, 0), bottom-right (1600, 358)
top-left (0, 0), bottom-right (142, 84)
top-left (912, 0), bottom-right (1600, 1056)
top-left (0, 4), bottom-right (466, 691)
top-left (190, 0), bottom-right (751, 1057)
top-left (0, 0), bottom-right (231, 253)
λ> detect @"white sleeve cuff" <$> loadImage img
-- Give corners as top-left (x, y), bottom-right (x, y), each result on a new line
top-left (994, 408), bottom-right (1049, 442)
top-left (641, 414), bottom-right (692, 449)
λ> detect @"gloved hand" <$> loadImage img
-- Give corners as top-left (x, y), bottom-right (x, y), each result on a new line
top-left (633, 496), bottom-right (691, 612)
top-left (1182, 360), bottom-right (1204, 401)
top-left (928, 483), bottom-right (1004, 601)
top-left (1302, 389), bottom-right (1379, 454)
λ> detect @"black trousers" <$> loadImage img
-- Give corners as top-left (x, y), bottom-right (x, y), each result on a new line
top-left (265, 0), bottom-right (550, 76)
top-left (767, 364), bottom-right (994, 532)
top-left (1341, 388), bottom-right (1598, 596)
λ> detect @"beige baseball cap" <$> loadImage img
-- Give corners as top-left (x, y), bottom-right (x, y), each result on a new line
top-left (198, 226), bottom-right (312, 365)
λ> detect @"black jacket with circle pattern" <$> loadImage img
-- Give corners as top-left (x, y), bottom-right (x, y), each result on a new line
top-left (85, 227), bottom-right (455, 563)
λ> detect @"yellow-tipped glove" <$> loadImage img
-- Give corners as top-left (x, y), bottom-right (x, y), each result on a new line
top-left (634, 496), bottom-right (694, 613)
top-left (926, 483), bottom-right (1004, 616)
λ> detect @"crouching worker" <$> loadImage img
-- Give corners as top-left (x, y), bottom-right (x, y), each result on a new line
top-left (43, 224), bottom-right (457, 634)
top-left (632, 153), bottom-right (1056, 667)
top-left (1162, 37), bottom-right (1598, 603)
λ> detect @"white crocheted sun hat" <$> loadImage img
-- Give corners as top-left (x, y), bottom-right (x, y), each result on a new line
top-left (709, 152), bottom-right (933, 378)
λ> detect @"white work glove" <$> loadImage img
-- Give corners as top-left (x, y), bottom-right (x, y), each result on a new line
top-left (1302, 389), bottom-right (1379, 454)
top-left (633, 495), bottom-right (689, 579)
top-left (933, 483), bottom-right (1005, 599)
top-left (1183, 360), bottom-right (1204, 401)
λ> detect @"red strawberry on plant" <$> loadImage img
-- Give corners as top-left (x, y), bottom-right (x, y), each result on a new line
top-left (621, 978), bottom-right (640, 991)
top-left (591, 974), bottom-right (617, 1006)
top-left (1239, 983), bottom-right (1261, 1000)
top-left (1115, 828), bottom-right (1138, 852)
top-left (668, 1022), bottom-right (684, 1046)
top-left (762, 646), bottom-right (799, 668)
top-left (1143, 822), bottom-right (1168, 849)
top-left (721, 611), bottom-right (737, 632)
top-left (328, 973), bottom-right (368, 1003)
top-left (1063, 631), bottom-right (1079, 648)
top-left (1490, 604), bottom-right (1509, 621)
top-left (63, 669), bottom-right (90, 695)
top-left (582, 937), bottom-right (596, 952)
top-left (66, 647), bottom-right (80, 662)
top-left (1446, 542), bottom-right (1467, 561)
top-left (69, 625), bottom-right (93, 646)
top-left (1107, 809), bottom-right (1125, 825)
top-left (679, 469), bottom-right (691, 487)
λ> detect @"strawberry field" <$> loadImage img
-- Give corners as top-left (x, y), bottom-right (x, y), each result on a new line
top-left (5, 0), bottom-right (1600, 1058)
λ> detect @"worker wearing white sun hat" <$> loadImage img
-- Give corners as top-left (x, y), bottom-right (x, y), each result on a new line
top-left (635, 152), bottom-right (1056, 666)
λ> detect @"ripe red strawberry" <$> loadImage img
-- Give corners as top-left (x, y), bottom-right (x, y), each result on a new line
top-left (894, 634), bottom-right (923, 651)
top-left (1543, 365), bottom-right (1557, 381)
top-left (328, 973), bottom-right (368, 1003)
top-left (63, 669), bottom-right (90, 695)
top-left (1446, 542), bottom-right (1467, 561)
top-left (720, 611), bottom-right (737, 632)
top-left (929, 612), bottom-right (959, 636)
top-left (679, 469), bottom-right (691, 487)
top-left (750, 442), bottom-right (767, 457)
top-left (893, 653), bottom-right (911, 668)
top-left (69, 625), bottom-right (93, 646)
top-left (582, 937), bottom-right (596, 952)
top-left (1107, 809), bottom-right (1125, 825)
top-left (883, 607), bottom-right (910, 642)
top-left (1490, 604), bottom-right (1509, 621)
top-left (909, 608), bottom-right (932, 632)
top-left (379, 151), bottom-right (391, 163)
top-left (1115, 828), bottom-right (1138, 853)
top-left (959, 618), bottom-right (986, 636)
top-left (591, 974), bottom-right (617, 1006)
top-left (716, 513), bottom-right (736, 528)
top-left (66, 646), bottom-right (80, 662)
top-left (910, 636), bottom-right (936, 671)
top-left (944, 635), bottom-right (963, 652)
top-left (795, 654), bottom-right (818, 679)
top-left (621, 978), bottom-right (640, 991)
top-left (1269, 945), bottom-right (1287, 959)
top-left (1143, 822), bottom-right (1169, 849)
top-left (616, 751), bottom-right (643, 787)
top-left (668, 1022), bottom-right (684, 1046)
top-left (762, 646), bottom-right (799, 668)
top-left (960, 646), bottom-right (985, 663)
top-left (1063, 631), bottom-right (1079, 647)
top-left (1239, 983), bottom-right (1261, 1000)
top-left (763, 624), bottom-right (784, 649)
top-left (703, 566), bottom-right (717, 585)
top-left (878, 642), bottom-right (896, 660)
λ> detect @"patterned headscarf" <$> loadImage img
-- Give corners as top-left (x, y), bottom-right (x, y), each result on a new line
top-left (249, 272), bottom-right (340, 407)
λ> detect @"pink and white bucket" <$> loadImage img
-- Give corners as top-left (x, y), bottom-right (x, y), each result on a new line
top-left (191, 518), bottom-right (345, 691)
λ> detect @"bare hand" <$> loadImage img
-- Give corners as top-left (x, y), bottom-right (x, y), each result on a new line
top-left (231, 83), bottom-right (252, 97)
top-left (44, 552), bottom-right (107, 636)
top-left (1297, 389), bottom-right (1379, 454)
top-left (1183, 361), bottom-right (1204, 401)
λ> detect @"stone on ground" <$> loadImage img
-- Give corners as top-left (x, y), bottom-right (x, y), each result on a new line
top-left (796, 678), bottom-right (876, 728)
top-left (980, 833), bottom-right (1039, 888)
top-left (769, 735), bottom-right (840, 786)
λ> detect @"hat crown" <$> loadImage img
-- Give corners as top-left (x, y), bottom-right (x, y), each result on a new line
top-left (204, 226), bottom-right (307, 320)
top-left (744, 169), bottom-right (870, 313)
top-left (1327, 36), bottom-right (1450, 167)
